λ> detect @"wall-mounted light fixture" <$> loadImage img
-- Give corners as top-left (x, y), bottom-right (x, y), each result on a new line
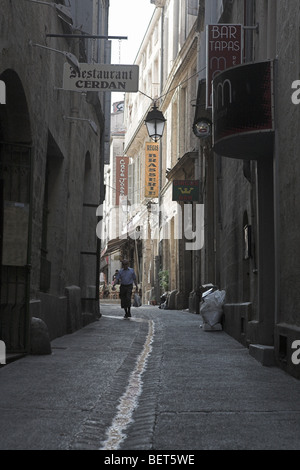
top-left (192, 79), bottom-right (212, 141)
top-left (144, 103), bottom-right (166, 142)
top-left (29, 41), bottom-right (80, 74)
top-left (24, 0), bottom-right (73, 25)
top-left (63, 116), bottom-right (98, 135)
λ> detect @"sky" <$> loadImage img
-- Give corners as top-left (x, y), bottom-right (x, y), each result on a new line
top-left (108, 0), bottom-right (155, 104)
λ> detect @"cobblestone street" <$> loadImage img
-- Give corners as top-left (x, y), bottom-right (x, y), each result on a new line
top-left (0, 303), bottom-right (300, 451)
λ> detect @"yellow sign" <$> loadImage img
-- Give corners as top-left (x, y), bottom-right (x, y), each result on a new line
top-left (145, 142), bottom-right (159, 198)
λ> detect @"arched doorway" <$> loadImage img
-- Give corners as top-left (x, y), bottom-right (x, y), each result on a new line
top-left (0, 69), bottom-right (32, 355)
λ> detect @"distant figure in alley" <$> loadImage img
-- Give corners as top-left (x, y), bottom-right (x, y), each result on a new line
top-left (113, 260), bottom-right (138, 319)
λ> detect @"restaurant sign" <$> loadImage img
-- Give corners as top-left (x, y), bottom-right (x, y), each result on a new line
top-left (172, 181), bottom-right (200, 202)
top-left (63, 63), bottom-right (139, 92)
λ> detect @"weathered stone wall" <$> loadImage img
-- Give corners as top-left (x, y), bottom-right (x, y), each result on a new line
top-left (273, 0), bottom-right (300, 377)
top-left (276, 0), bottom-right (300, 327)
top-left (215, 0), bottom-right (300, 377)
top-left (0, 1), bottom-right (103, 339)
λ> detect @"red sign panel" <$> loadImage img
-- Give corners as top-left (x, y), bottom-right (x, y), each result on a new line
top-left (115, 156), bottom-right (128, 205)
top-left (206, 24), bottom-right (243, 108)
top-left (212, 61), bottom-right (274, 159)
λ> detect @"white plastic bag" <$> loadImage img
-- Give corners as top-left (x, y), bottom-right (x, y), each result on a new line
top-left (200, 289), bottom-right (225, 327)
top-left (133, 293), bottom-right (141, 307)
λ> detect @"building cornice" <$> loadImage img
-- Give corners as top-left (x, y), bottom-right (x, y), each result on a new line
top-left (165, 151), bottom-right (198, 181)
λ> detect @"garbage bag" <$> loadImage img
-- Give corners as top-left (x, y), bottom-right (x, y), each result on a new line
top-left (159, 292), bottom-right (169, 309)
top-left (133, 293), bottom-right (141, 307)
top-left (200, 289), bottom-right (225, 327)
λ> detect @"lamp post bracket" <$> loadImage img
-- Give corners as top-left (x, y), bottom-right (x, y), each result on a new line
top-left (46, 34), bottom-right (128, 40)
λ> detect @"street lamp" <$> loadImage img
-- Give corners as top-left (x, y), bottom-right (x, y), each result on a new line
top-left (24, 0), bottom-right (73, 25)
top-left (63, 116), bottom-right (98, 135)
top-left (29, 41), bottom-right (80, 74)
top-left (144, 103), bottom-right (166, 142)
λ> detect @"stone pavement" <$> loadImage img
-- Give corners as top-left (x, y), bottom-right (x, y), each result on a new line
top-left (0, 303), bottom-right (299, 451)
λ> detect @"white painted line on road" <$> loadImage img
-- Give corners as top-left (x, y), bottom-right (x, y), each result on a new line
top-left (99, 319), bottom-right (155, 450)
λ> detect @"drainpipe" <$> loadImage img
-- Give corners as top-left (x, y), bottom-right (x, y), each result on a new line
top-left (267, 1), bottom-right (279, 329)
top-left (159, 5), bottom-right (164, 198)
top-left (244, 0), bottom-right (254, 62)
top-left (155, 5), bottom-right (164, 303)
top-left (267, 0), bottom-right (276, 60)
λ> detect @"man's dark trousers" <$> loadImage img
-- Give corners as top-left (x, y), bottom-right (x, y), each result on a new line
top-left (120, 284), bottom-right (133, 309)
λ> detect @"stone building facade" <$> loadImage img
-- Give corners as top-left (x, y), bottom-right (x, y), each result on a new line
top-left (123, 0), bottom-right (200, 306)
top-left (101, 100), bottom-right (126, 284)
top-left (0, 0), bottom-right (110, 354)
top-left (198, 0), bottom-right (300, 379)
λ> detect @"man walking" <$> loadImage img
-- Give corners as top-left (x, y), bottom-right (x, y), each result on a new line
top-left (113, 260), bottom-right (138, 318)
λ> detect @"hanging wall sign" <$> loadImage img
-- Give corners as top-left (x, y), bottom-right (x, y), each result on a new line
top-left (63, 63), bottom-right (139, 92)
top-left (115, 156), bottom-right (129, 206)
top-left (206, 24), bottom-right (243, 108)
top-left (212, 60), bottom-right (275, 159)
top-left (145, 142), bottom-right (159, 198)
top-left (172, 180), bottom-right (200, 202)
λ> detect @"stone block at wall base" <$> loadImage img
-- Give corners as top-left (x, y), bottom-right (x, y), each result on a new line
top-left (188, 290), bottom-right (200, 314)
top-left (31, 295), bottom-right (67, 341)
top-left (65, 285), bottom-right (82, 334)
top-left (82, 312), bottom-right (97, 327)
top-left (175, 291), bottom-right (189, 310)
top-left (81, 297), bottom-right (100, 320)
top-left (249, 344), bottom-right (275, 367)
top-left (30, 317), bottom-right (51, 355)
top-left (223, 302), bottom-right (252, 347)
top-left (32, 286), bottom-right (93, 341)
top-left (168, 290), bottom-right (178, 310)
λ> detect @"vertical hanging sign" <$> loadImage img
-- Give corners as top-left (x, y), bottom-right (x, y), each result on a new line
top-left (145, 142), bottom-right (159, 198)
top-left (115, 156), bottom-right (129, 206)
top-left (206, 24), bottom-right (243, 108)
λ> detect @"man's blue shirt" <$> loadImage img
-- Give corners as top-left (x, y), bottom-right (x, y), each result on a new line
top-left (116, 268), bottom-right (137, 285)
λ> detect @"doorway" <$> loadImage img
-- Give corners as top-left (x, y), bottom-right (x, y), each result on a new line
top-left (0, 70), bottom-right (32, 353)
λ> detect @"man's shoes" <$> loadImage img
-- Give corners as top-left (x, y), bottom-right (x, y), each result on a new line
top-left (123, 308), bottom-right (131, 319)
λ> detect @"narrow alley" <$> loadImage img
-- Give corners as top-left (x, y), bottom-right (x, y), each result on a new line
top-left (0, 303), bottom-right (299, 452)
